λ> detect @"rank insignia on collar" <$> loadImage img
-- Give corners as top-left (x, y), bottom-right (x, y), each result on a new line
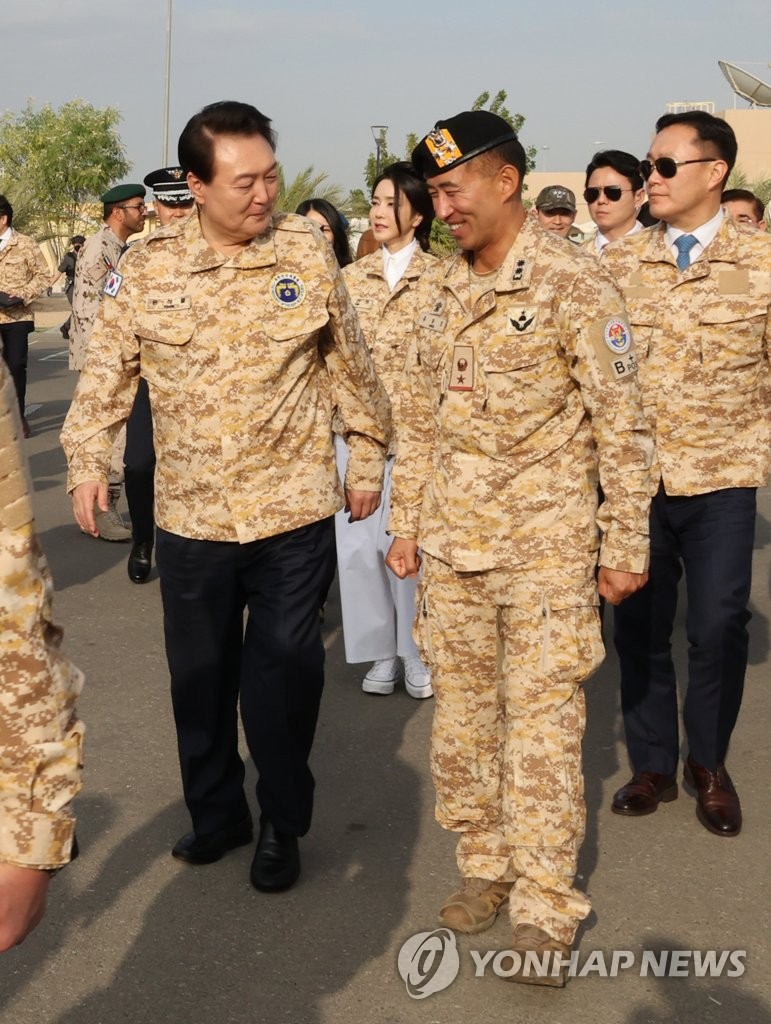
top-left (270, 272), bottom-right (306, 309)
top-left (431, 298), bottom-right (446, 315)
top-left (512, 259), bottom-right (526, 283)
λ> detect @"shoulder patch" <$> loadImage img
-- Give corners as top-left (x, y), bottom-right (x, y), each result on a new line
top-left (270, 272), bottom-right (306, 308)
top-left (102, 269), bottom-right (123, 298)
top-left (588, 317), bottom-right (637, 382)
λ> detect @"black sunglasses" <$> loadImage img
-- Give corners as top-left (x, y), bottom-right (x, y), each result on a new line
top-left (639, 157), bottom-right (715, 180)
top-left (583, 186), bottom-right (632, 203)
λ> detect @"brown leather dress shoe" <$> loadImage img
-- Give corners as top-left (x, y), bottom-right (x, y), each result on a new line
top-left (611, 771), bottom-right (677, 816)
top-left (683, 756), bottom-right (741, 837)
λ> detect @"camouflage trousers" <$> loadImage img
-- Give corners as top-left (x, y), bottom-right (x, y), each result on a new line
top-left (418, 553), bottom-right (605, 944)
top-left (0, 521), bottom-right (84, 867)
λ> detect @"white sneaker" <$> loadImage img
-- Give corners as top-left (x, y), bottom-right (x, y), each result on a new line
top-left (403, 656), bottom-right (433, 699)
top-left (362, 657), bottom-right (400, 695)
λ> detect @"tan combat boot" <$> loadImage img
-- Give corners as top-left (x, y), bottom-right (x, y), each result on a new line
top-left (501, 923), bottom-right (573, 987)
top-left (438, 877), bottom-right (512, 934)
top-left (92, 485), bottom-right (131, 542)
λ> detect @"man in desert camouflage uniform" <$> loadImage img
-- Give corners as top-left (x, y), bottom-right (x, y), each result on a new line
top-left (70, 182), bottom-right (147, 542)
top-left (604, 111), bottom-right (771, 838)
top-left (0, 360), bottom-right (84, 951)
top-left (386, 111), bottom-right (654, 985)
top-left (0, 195), bottom-right (50, 438)
top-left (62, 101), bottom-right (390, 894)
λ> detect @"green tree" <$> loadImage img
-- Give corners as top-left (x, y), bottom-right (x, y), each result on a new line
top-left (470, 90), bottom-right (537, 173)
top-left (0, 99), bottom-right (130, 260)
top-left (277, 165), bottom-right (349, 214)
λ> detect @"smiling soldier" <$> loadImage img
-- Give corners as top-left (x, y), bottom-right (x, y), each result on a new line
top-left (385, 110), bottom-right (655, 985)
top-left (61, 101), bottom-right (390, 894)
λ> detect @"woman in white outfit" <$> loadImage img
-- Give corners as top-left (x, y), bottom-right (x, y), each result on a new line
top-left (336, 162), bottom-right (435, 698)
top-left (583, 150), bottom-right (646, 255)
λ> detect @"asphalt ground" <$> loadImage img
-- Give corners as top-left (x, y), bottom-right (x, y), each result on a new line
top-left (1, 298), bottom-right (769, 1023)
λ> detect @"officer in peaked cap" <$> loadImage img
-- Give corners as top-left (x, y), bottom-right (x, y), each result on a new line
top-left (143, 167), bottom-right (195, 226)
top-left (388, 108), bottom-right (653, 982)
top-left (534, 184), bottom-right (578, 239)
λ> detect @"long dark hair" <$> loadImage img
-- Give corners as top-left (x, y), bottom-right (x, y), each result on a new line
top-left (372, 162), bottom-right (434, 251)
top-left (295, 198), bottom-right (352, 267)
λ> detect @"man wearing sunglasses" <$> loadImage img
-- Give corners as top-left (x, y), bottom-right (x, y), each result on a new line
top-left (70, 183), bottom-right (147, 542)
top-left (603, 111), bottom-right (771, 838)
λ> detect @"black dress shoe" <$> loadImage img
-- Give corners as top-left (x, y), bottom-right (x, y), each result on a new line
top-left (250, 818), bottom-right (300, 892)
top-left (172, 814), bottom-right (253, 864)
top-left (684, 756), bottom-right (742, 837)
top-left (611, 771), bottom-right (677, 816)
top-left (127, 541), bottom-right (153, 583)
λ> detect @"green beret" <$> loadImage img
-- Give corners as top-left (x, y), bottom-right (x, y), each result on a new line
top-left (100, 183), bottom-right (146, 203)
top-left (412, 111), bottom-right (519, 178)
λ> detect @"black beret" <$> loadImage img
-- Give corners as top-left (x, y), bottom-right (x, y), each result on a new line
top-left (100, 183), bottom-right (146, 203)
top-left (412, 111), bottom-right (518, 178)
top-left (143, 166), bottom-right (194, 205)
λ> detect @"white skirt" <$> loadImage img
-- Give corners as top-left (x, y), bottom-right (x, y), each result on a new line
top-left (334, 435), bottom-right (421, 664)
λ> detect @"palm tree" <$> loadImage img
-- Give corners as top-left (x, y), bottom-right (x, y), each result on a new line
top-left (277, 165), bottom-right (349, 215)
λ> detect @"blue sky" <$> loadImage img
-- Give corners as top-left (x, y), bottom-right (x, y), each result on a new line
top-left (5, 0), bottom-right (770, 194)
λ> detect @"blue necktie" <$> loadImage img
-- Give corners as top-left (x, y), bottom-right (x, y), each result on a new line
top-left (674, 234), bottom-right (698, 271)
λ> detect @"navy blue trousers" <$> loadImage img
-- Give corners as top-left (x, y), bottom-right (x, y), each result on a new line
top-left (156, 517), bottom-right (336, 838)
top-left (124, 378), bottom-right (155, 545)
top-left (613, 485), bottom-right (756, 775)
top-left (0, 320), bottom-right (33, 414)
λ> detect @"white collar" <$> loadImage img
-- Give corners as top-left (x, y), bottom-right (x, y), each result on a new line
top-left (665, 207), bottom-right (724, 261)
top-left (382, 238), bottom-right (418, 291)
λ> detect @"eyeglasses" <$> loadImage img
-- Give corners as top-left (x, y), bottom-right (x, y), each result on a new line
top-left (583, 186), bottom-right (633, 203)
top-left (639, 157), bottom-right (716, 180)
top-left (117, 203), bottom-right (147, 212)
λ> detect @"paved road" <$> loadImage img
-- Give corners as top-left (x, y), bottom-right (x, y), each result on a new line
top-left (2, 313), bottom-right (769, 1023)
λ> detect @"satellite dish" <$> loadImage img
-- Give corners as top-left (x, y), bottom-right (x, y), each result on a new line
top-left (718, 60), bottom-right (771, 107)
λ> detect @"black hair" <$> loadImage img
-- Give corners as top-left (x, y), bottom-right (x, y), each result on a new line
top-left (474, 138), bottom-right (528, 188)
top-left (295, 198), bottom-right (353, 267)
top-left (0, 195), bottom-right (14, 226)
top-left (654, 111), bottom-right (737, 185)
top-left (721, 188), bottom-right (764, 222)
top-left (372, 161), bottom-right (434, 251)
top-left (178, 101), bottom-right (276, 184)
top-left (585, 149), bottom-right (643, 191)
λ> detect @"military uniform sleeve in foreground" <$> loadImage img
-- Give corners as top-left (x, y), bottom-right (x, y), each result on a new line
top-left (61, 259), bottom-right (141, 490)
top-left (322, 254), bottom-right (391, 491)
top-left (0, 370), bottom-right (84, 870)
top-left (387, 276), bottom-right (437, 539)
top-left (562, 266), bottom-right (655, 572)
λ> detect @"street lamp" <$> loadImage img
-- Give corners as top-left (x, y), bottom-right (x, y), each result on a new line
top-left (540, 145), bottom-right (550, 172)
top-left (162, 0), bottom-right (173, 165)
top-left (371, 125), bottom-right (388, 177)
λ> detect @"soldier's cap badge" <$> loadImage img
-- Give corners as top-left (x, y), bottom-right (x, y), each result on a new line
top-left (603, 318), bottom-right (631, 354)
top-left (270, 272), bottom-right (306, 309)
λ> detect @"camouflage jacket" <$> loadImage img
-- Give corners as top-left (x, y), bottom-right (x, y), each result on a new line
top-left (602, 217), bottom-right (771, 494)
top-left (69, 224), bottom-right (125, 371)
top-left (0, 363), bottom-right (83, 869)
top-left (61, 210), bottom-right (391, 543)
top-left (343, 246), bottom-right (435, 453)
top-left (0, 231), bottom-right (49, 326)
top-left (388, 217), bottom-right (655, 575)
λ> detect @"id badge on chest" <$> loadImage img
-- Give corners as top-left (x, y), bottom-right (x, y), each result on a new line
top-left (448, 344), bottom-right (474, 391)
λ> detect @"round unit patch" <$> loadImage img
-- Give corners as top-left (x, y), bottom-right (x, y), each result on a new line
top-left (270, 273), bottom-right (306, 309)
top-left (603, 318), bottom-right (631, 354)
